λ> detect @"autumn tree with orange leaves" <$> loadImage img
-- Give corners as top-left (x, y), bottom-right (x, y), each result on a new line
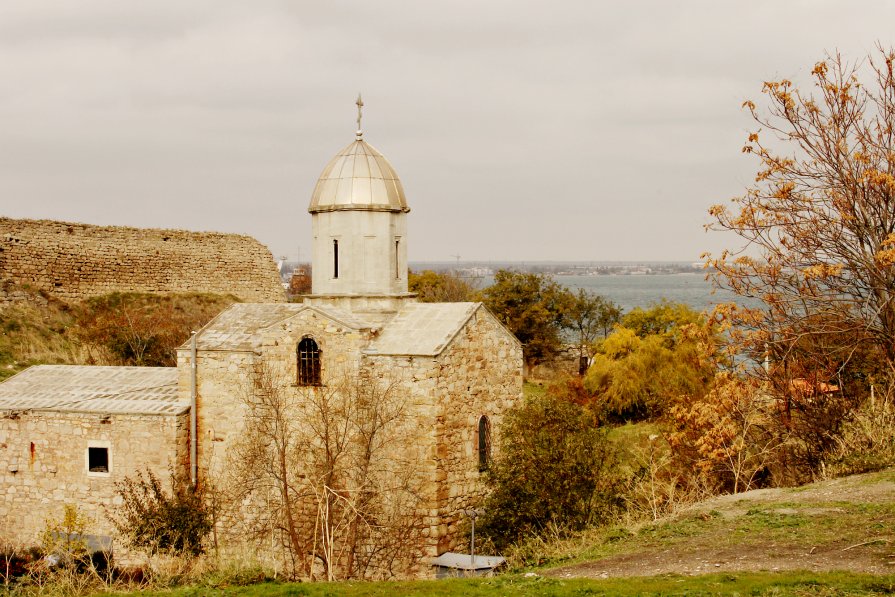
top-left (706, 48), bottom-right (895, 399)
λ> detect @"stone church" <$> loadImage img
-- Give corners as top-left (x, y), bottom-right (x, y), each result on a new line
top-left (0, 105), bottom-right (523, 573)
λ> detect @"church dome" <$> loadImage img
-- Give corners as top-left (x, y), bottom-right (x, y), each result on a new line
top-left (309, 136), bottom-right (409, 214)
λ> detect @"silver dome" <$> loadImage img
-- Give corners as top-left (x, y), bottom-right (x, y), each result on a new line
top-left (309, 137), bottom-right (409, 214)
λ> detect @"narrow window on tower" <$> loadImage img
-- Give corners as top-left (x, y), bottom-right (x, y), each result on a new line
top-left (395, 239), bottom-right (400, 279)
top-left (333, 239), bottom-right (339, 279)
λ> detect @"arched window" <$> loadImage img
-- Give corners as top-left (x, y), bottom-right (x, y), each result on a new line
top-left (478, 415), bottom-right (491, 472)
top-left (297, 337), bottom-right (322, 386)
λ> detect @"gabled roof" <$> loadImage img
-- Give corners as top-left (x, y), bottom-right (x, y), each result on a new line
top-left (0, 365), bottom-right (184, 415)
top-left (366, 302), bottom-right (483, 357)
top-left (184, 302), bottom-right (372, 352)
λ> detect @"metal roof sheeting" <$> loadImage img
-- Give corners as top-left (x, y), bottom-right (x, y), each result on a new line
top-left (0, 365), bottom-right (184, 415)
top-left (309, 138), bottom-right (409, 214)
top-left (366, 302), bottom-right (480, 356)
top-left (187, 303), bottom-right (306, 352)
top-left (431, 552), bottom-right (506, 571)
top-left (185, 303), bottom-right (371, 352)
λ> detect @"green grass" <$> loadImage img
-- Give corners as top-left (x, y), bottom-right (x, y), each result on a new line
top-left (0, 290), bottom-right (236, 379)
top-left (0, 295), bottom-right (81, 380)
top-left (489, 469), bottom-right (895, 577)
top-left (605, 420), bottom-right (662, 448)
top-left (605, 420), bottom-right (665, 478)
top-left (523, 381), bottom-right (547, 400)
top-left (113, 572), bottom-right (895, 596)
top-left (555, 501), bottom-right (894, 567)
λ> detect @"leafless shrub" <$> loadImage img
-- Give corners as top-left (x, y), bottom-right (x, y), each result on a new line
top-left (224, 360), bottom-right (426, 580)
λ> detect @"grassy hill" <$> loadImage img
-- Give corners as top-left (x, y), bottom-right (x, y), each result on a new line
top-left (109, 470), bottom-right (895, 596)
top-left (0, 288), bottom-right (237, 380)
top-left (542, 468), bottom-right (895, 579)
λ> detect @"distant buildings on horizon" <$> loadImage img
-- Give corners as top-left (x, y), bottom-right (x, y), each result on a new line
top-left (278, 260), bottom-right (704, 283)
top-left (435, 262), bottom-right (705, 278)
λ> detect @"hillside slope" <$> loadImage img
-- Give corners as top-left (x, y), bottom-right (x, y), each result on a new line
top-left (0, 289), bottom-right (237, 380)
top-left (546, 469), bottom-right (895, 579)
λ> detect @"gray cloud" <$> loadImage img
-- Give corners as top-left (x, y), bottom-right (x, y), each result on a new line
top-left (1, 1), bottom-right (893, 262)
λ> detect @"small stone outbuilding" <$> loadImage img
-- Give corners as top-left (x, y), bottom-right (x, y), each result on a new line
top-left (0, 366), bottom-right (188, 546)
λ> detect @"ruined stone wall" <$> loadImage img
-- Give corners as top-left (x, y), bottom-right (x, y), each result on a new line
top-left (0, 217), bottom-right (285, 303)
top-left (0, 279), bottom-right (48, 307)
top-left (0, 410), bottom-right (188, 546)
top-left (431, 306), bottom-right (523, 553)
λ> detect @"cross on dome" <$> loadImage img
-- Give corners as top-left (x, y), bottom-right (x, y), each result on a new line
top-left (309, 96), bottom-right (408, 214)
top-left (356, 93), bottom-right (364, 139)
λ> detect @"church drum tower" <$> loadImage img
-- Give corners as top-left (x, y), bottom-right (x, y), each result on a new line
top-left (306, 96), bottom-right (413, 315)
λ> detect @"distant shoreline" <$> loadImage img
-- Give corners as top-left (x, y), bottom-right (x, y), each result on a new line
top-left (406, 261), bottom-right (705, 278)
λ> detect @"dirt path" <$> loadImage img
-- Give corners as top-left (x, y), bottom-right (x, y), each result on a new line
top-left (546, 470), bottom-right (895, 579)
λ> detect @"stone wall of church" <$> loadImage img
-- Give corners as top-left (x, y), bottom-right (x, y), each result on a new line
top-left (177, 350), bottom-right (254, 482)
top-left (174, 304), bottom-right (521, 575)
top-left (257, 308), bottom-right (372, 382)
top-left (362, 306), bottom-right (523, 557)
top-left (0, 217), bottom-right (285, 303)
top-left (180, 313), bottom-right (423, 576)
top-left (360, 352), bottom-right (441, 560)
top-left (432, 307), bottom-right (523, 553)
top-left (177, 308), bottom-right (374, 485)
top-left (0, 410), bottom-right (188, 546)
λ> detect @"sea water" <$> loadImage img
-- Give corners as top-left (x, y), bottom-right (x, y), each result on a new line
top-left (479, 273), bottom-right (749, 315)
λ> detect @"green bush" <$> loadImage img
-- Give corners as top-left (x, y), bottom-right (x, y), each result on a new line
top-left (108, 470), bottom-right (212, 557)
top-left (479, 396), bottom-right (624, 548)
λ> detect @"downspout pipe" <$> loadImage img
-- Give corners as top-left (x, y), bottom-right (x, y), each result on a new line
top-left (190, 331), bottom-right (198, 487)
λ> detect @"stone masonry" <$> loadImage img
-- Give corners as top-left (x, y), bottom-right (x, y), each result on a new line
top-left (0, 410), bottom-right (188, 546)
top-left (365, 306), bottom-right (522, 554)
top-left (0, 217), bottom-right (285, 303)
top-left (174, 300), bottom-right (522, 570)
top-left (0, 365), bottom-right (190, 550)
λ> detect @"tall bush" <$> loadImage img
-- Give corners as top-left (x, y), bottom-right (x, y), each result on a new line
top-left (479, 396), bottom-right (623, 548)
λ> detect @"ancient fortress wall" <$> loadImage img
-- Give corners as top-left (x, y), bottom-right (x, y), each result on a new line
top-left (0, 218), bottom-right (285, 303)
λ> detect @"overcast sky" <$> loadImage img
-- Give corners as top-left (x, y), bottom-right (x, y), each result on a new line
top-left (0, 1), bottom-right (893, 262)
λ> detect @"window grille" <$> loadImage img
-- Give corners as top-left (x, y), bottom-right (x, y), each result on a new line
top-left (297, 337), bottom-right (322, 386)
top-left (478, 415), bottom-right (491, 472)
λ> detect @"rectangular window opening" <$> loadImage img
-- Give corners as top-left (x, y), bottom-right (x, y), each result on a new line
top-left (395, 239), bottom-right (400, 279)
top-left (333, 239), bottom-right (339, 279)
top-left (88, 447), bottom-right (109, 473)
